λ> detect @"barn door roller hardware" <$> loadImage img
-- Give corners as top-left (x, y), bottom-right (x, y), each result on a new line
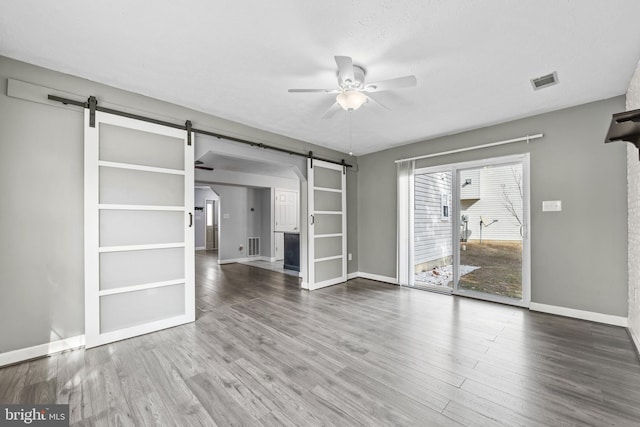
top-left (604, 108), bottom-right (640, 160)
top-left (46, 94), bottom-right (353, 168)
top-left (185, 120), bottom-right (192, 146)
top-left (88, 96), bottom-right (97, 127)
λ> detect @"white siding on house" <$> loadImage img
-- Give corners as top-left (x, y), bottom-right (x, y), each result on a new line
top-left (460, 169), bottom-right (481, 200)
top-left (414, 172), bottom-right (452, 266)
top-left (461, 164), bottom-right (523, 242)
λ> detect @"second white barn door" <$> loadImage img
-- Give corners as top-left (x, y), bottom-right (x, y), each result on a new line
top-left (307, 158), bottom-right (347, 290)
top-left (84, 110), bottom-right (195, 348)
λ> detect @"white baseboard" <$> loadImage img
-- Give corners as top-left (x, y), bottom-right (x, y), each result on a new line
top-left (529, 303), bottom-right (628, 327)
top-left (0, 335), bottom-right (85, 367)
top-left (219, 256), bottom-right (273, 264)
top-left (218, 257), bottom-right (253, 264)
top-left (195, 247), bottom-right (207, 251)
top-left (308, 276), bottom-right (346, 291)
top-left (350, 272), bottom-right (399, 285)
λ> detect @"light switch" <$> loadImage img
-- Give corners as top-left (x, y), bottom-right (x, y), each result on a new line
top-left (542, 200), bottom-right (561, 212)
top-left (223, 213), bottom-right (230, 219)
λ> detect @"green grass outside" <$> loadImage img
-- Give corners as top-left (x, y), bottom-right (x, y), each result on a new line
top-left (459, 240), bottom-right (522, 299)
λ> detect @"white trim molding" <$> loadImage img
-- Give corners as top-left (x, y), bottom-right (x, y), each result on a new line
top-left (395, 134), bottom-right (543, 163)
top-left (308, 276), bottom-right (347, 291)
top-left (347, 272), bottom-right (359, 280)
top-left (352, 272), bottom-right (399, 285)
top-left (529, 303), bottom-right (628, 327)
top-left (218, 257), bottom-right (261, 264)
top-left (195, 246), bottom-right (207, 251)
top-left (0, 335), bottom-right (85, 368)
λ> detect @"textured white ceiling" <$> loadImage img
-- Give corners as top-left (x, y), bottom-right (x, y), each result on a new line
top-left (2, 1), bottom-right (640, 155)
top-left (197, 152), bottom-right (298, 179)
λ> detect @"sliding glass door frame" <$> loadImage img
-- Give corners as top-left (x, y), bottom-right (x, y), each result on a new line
top-left (412, 153), bottom-right (531, 307)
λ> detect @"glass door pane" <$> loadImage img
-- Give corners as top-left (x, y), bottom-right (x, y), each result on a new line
top-left (457, 163), bottom-right (523, 300)
top-left (307, 159), bottom-right (347, 290)
top-left (85, 110), bottom-right (194, 349)
top-left (413, 170), bottom-right (454, 290)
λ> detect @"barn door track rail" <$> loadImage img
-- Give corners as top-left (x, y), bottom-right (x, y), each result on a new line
top-left (48, 94), bottom-right (353, 168)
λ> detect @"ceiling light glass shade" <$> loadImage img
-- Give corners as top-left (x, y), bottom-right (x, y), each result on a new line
top-left (336, 90), bottom-right (367, 111)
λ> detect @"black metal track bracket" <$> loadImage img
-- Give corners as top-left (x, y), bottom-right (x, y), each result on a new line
top-left (309, 151), bottom-right (313, 168)
top-left (88, 96), bottom-right (97, 128)
top-left (185, 120), bottom-right (192, 146)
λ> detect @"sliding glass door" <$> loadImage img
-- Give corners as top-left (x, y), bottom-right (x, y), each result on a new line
top-left (413, 169), bottom-right (454, 291)
top-left (409, 154), bottom-right (530, 307)
top-left (456, 161), bottom-right (527, 303)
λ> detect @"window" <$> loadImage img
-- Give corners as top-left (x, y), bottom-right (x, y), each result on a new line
top-left (441, 192), bottom-right (451, 220)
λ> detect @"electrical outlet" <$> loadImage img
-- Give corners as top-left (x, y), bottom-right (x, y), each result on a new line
top-left (542, 200), bottom-right (561, 212)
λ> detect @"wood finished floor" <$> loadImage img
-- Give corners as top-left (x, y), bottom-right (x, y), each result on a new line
top-left (1, 251), bottom-right (640, 426)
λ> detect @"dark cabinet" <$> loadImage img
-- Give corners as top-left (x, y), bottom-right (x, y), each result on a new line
top-left (284, 232), bottom-right (300, 272)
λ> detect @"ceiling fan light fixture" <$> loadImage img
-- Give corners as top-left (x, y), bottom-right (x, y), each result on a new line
top-left (336, 90), bottom-right (367, 111)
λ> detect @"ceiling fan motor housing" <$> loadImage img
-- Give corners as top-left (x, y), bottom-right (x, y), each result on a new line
top-left (339, 65), bottom-right (366, 90)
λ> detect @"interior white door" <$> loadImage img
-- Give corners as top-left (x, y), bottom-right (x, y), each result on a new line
top-left (206, 200), bottom-right (214, 250)
top-left (307, 158), bottom-right (347, 290)
top-left (275, 189), bottom-right (299, 232)
top-left (84, 110), bottom-right (194, 348)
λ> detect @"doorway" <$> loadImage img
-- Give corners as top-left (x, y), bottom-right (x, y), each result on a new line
top-left (205, 199), bottom-right (218, 250)
top-left (408, 154), bottom-right (530, 307)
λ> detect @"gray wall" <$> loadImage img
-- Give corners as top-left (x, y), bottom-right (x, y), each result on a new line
top-left (213, 185), bottom-right (248, 261)
top-left (358, 96), bottom-right (628, 316)
top-left (213, 185), bottom-right (269, 261)
top-left (0, 55), bottom-right (357, 354)
top-left (346, 169), bottom-right (358, 273)
top-left (260, 188), bottom-right (273, 258)
top-left (0, 71), bottom-right (84, 354)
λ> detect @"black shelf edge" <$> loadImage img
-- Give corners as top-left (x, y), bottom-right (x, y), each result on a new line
top-left (605, 108), bottom-right (640, 159)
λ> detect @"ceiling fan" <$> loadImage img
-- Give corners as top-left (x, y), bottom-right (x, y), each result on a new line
top-left (288, 56), bottom-right (417, 118)
top-left (194, 160), bottom-right (213, 171)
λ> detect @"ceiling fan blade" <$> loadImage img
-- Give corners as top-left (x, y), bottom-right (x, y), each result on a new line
top-left (321, 102), bottom-right (343, 120)
top-left (365, 93), bottom-right (391, 111)
top-left (335, 56), bottom-right (355, 85)
top-left (288, 88), bottom-right (340, 93)
top-left (365, 75), bottom-right (417, 92)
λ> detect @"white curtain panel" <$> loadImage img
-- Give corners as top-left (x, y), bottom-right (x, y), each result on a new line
top-left (396, 160), bottom-right (415, 286)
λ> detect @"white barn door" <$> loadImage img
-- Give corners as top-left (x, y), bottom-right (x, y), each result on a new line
top-left (307, 158), bottom-right (347, 290)
top-left (84, 110), bottom-right (194, 348)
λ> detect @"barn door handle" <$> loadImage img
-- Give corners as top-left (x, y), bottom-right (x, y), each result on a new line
top-left (310, 214), bottom-right (314, 225)
top-left (189, 212), bottom-right (193, 227)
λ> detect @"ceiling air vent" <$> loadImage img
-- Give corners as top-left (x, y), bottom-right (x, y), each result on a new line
top-left (531, 72), bottom-right (558, 90)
